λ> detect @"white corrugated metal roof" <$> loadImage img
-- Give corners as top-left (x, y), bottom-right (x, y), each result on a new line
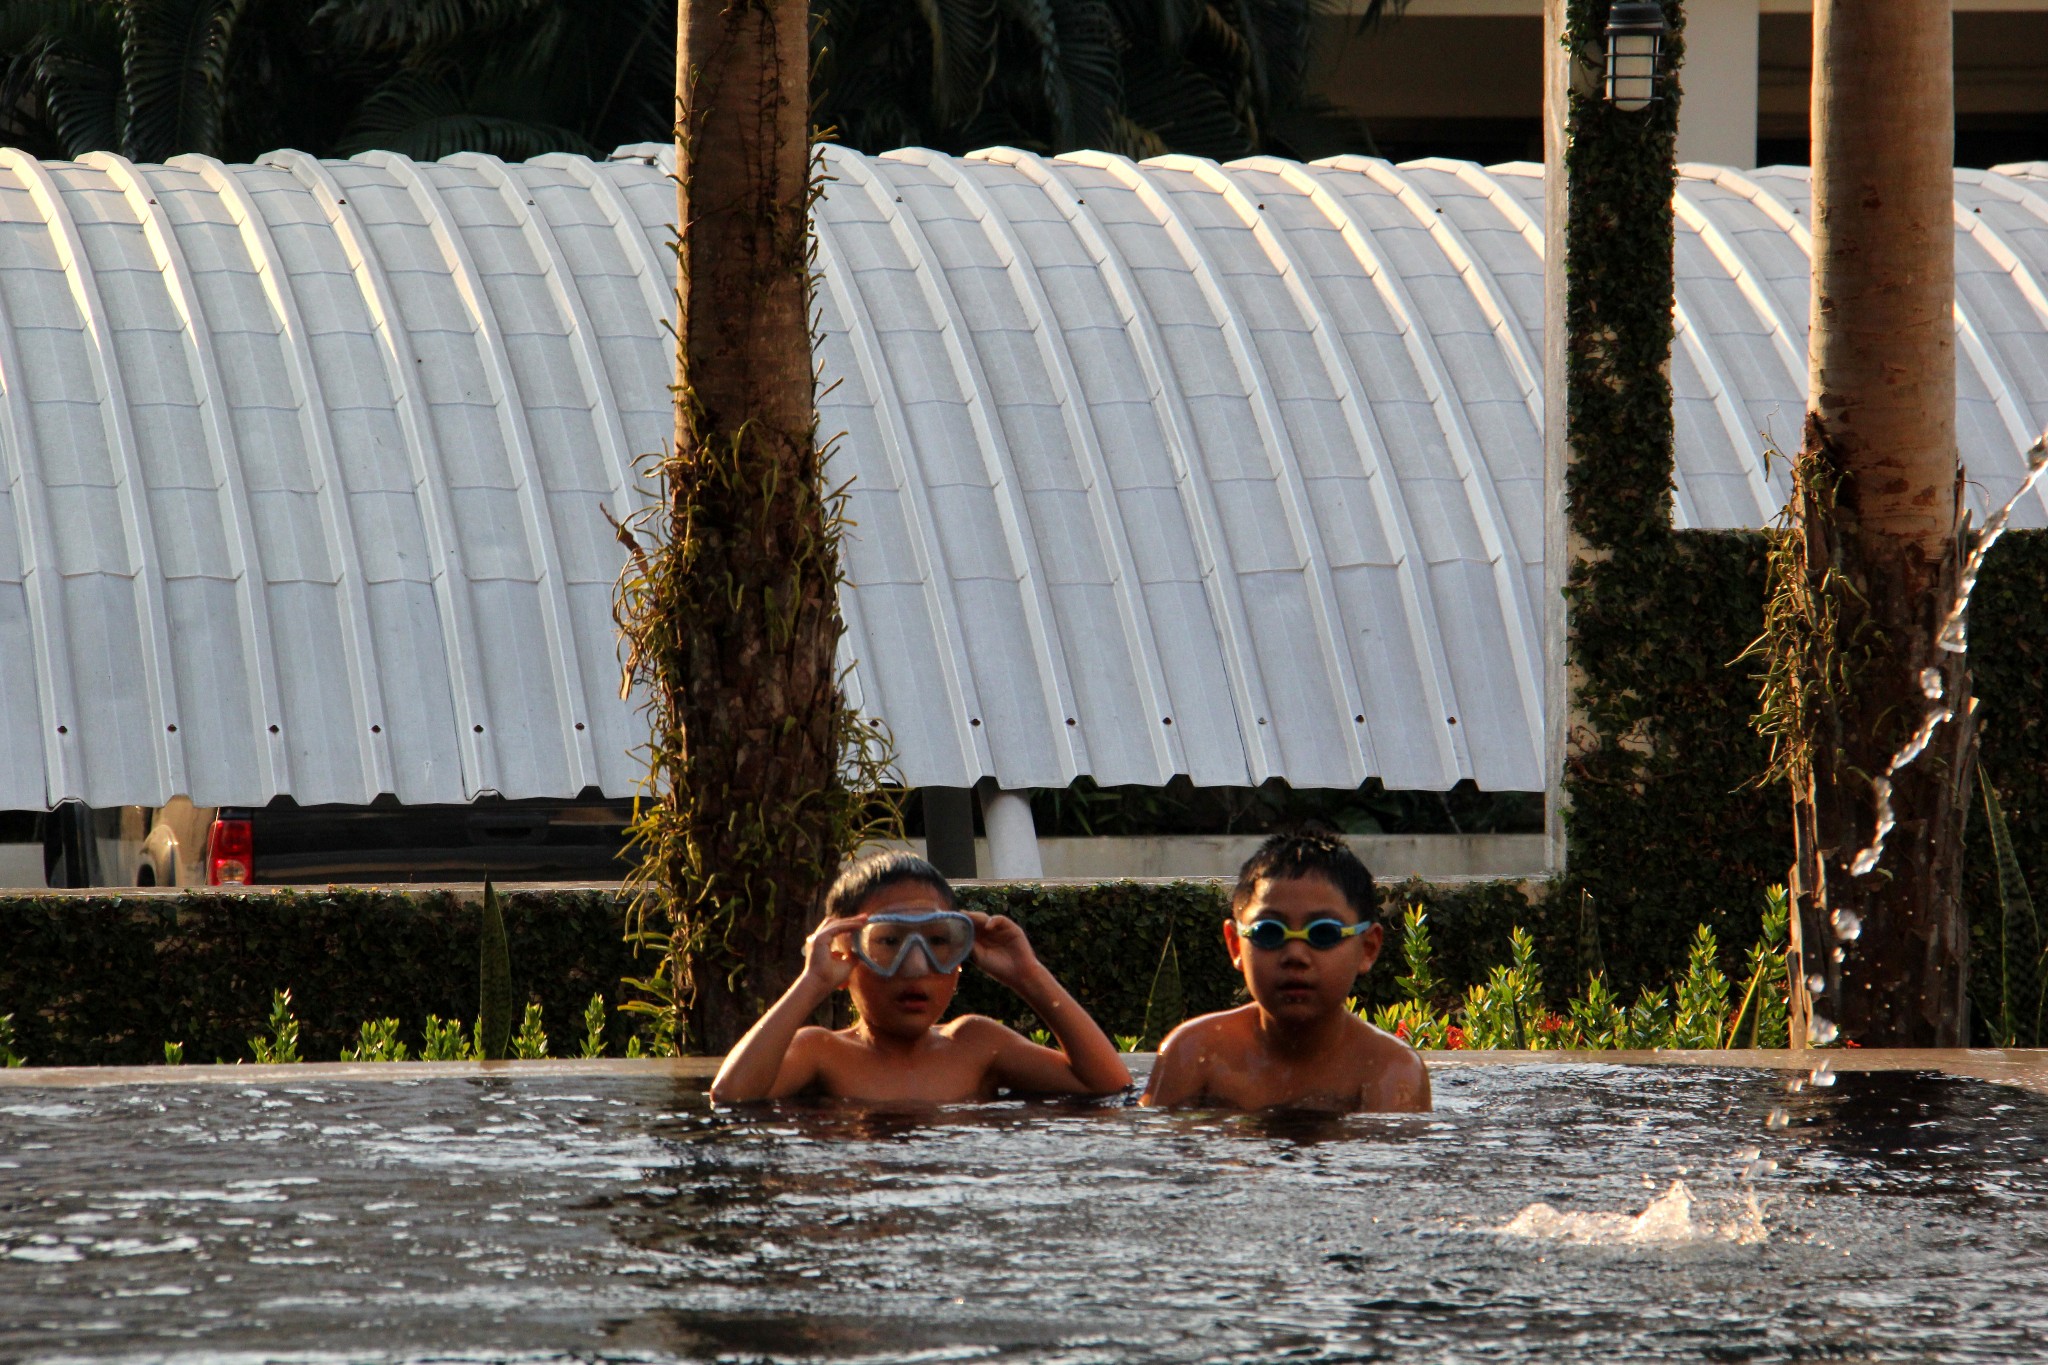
top-left (3, 146), bottom-right (2047, 807)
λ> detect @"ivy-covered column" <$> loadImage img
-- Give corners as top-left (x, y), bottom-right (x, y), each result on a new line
top-left (1548, 2), bottom-right (1797, 985)
top-left (1545, 0), bottom-right (1686, 868)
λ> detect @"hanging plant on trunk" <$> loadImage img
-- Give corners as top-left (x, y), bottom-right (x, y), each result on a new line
top-left (612, 0), bottom-right (895, 1054)
top-left (1756, 1), bottom-right (1973, 1047)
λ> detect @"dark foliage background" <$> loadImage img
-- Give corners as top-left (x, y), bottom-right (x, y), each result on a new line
top-left (0, 877), bottom-right (1542, 1065)
top-left (0, 0), bottom-right (1398, 165)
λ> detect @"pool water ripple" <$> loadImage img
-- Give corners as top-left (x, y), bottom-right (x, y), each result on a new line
top-left (3, 1065), bottom-right (2048, 1361)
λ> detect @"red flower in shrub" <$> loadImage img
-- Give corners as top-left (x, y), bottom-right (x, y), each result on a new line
top-left (1393, 1019), bottom-right (1412, 1042)
top-left (1538, 1013), bottom-right (1565, 1035)
top-left (1843, 1038), bottom-right (1861, 1048)
top-left (1445, 1025), bottom-right (1467, 1050)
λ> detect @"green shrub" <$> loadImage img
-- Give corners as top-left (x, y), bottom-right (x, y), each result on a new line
top-left (341, 1018), bottom-right (407, 1062)
top-left (0, 1012), bottom-right (22, 1067)
top-left (249, 988), bottom-right (300, 1064)
top-left (1359, 887), bottom-right (1792, 1051)
top-left (512, 1002), bottom-right (549, 1059)
top-left (420, 1015), bottom-right (473, 1062)
top-left (579, 993), bottom-right (608, 1059)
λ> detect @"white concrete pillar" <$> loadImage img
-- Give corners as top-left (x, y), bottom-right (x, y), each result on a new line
top-left (1677, 0), bottom-right (1760, 167)
top-left (1542, 0), bottom-right (1574, 876)
top-left (978, 786), bottom-right (1043, 879)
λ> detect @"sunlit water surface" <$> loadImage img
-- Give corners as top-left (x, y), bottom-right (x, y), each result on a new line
top-left (3, 1064), bottom-right (2047, 1362)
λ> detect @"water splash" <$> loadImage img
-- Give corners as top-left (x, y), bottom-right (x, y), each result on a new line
top-left (1849, 434), bottom-right (2048, 879)
top-left (1499, 1180), bottom-right (1768, 1246)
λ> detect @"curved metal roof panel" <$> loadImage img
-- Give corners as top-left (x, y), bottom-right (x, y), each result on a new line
top-left (3, 146), bottom-right (2047, 807)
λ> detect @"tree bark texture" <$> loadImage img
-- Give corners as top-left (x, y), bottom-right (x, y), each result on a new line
top-left (1789, 0), bottom-right (1971, 1046)
top-left (665, 0), bottom-right (839, 1049)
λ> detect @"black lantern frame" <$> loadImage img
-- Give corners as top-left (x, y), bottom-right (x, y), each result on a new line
top-left (1604, 2), bottom-right (1669, 113)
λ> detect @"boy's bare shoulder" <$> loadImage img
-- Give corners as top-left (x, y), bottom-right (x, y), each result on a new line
top-left (933, 1013), bottom-right (1026, 1050)
top-left (1349, 1016), bottom-right (1432, 1111)
top-left (1157, 1005), bottom-right (1261, 1058)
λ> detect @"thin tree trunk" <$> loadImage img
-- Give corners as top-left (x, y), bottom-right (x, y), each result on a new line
top-left (665, 0), bottom-right (838, 1049)
top-left (1789, 0), bottom-right (1971, 1047)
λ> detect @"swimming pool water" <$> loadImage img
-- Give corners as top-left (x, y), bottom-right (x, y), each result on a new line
top-left (3, 1063), bottom-right (2047, 1362)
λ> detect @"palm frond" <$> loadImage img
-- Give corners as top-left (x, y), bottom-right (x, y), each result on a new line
top-left (339, 65), bottom-right (598, 159)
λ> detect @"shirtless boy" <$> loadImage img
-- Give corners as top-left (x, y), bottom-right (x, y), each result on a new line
top-left (1142, 830), bottom-right (1430, 1113)
top-left (709, 851), bottom-right (1131, 1104)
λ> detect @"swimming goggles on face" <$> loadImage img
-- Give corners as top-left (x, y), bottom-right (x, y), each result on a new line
top-left (1237, 917), bottom-right (1372, 951)
top-left (852, 910), bottom-right (976, 977)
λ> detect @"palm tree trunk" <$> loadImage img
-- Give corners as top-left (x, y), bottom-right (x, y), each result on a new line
top-left (1788, 0), bottom-right (1971, 1046)
top-left (663, 0), bottom-right (839, 1049)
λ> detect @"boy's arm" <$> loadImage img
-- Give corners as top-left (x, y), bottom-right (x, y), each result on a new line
top-left (708, 914), bottom-right (865, 1103)
top-left (966, 913), bottom-right (1131, 1095)
top-left (1137, 1020), bottom-right (1209, 1107)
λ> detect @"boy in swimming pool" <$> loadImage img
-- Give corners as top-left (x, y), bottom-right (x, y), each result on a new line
top-left (1142, 830), bottom-right (1430, 1113)
top-left (709, 850), bottom-right (1131, 1104)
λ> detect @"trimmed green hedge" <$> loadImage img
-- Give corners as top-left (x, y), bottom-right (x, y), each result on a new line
top-left (0, 887), bottom-right (640, 1067)
top-left (0, 878), bottom-right (1555, 1067)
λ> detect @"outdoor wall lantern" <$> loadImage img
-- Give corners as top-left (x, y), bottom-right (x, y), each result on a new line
top-left (1604, 2), bottom-right (1668, 112)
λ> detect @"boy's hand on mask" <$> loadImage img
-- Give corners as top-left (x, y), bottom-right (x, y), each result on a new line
top-left (801, 914), bottom-right (868, 989)
top-left (964, 912), bottom-right (1043, 990)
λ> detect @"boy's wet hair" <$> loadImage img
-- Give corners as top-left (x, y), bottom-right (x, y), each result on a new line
top-left (1229, 828), bottom-right (1377, 923)
top-left (823, 849), bottom-right (957, 920)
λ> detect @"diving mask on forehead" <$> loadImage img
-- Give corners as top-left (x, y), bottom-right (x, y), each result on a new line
top-left (852, 910), bottom-right (976, 977)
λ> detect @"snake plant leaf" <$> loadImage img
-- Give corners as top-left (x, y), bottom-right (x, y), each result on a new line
top-left (477, 876), bottom-right (514, 1061)
top-left (1138, 929), bottom-right (1183, 1051)
top-left (1980, 768), bottom-right (2043, 1047)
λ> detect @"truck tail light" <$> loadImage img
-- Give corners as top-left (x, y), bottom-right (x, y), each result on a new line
top-left (207, 815), bottom-right (254, 886)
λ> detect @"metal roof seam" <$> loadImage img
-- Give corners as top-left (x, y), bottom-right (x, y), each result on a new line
top-left (453, 154), bottom-right (642, 549)
top-left (1261, 158), bottom-right (1543, 779)
top-left (1342, 159), bottom-right (1546, 430)
top-left (1164, 155), bottom-right (1390, 786)
top-left (1217, 158), bottom-right (1466, 786)
top-left (967, 147), bottom-right (1209, 780)
top-left (1065, 150), bottom-right (1301, 783)
top-left (0, 166), bottom-right (81, 806)
top-left (937, 149), bottom-right (1178, 782)
top-left (1334, 159), bottom-right (1583, 668)
top-left (0, 149), bottom-right (182, 802)
top-left (536, 154), bottom-right (676, 335)
top-left (88, 153), bottom-right (288, 801)
top-left (263, 150), bottom-right (494, 799)
top-left (362, 150), bottom-right (597, 794)
top-left (171, 153), bottom-right (394, 798)
top-left (1669, 180), bottom-right (1811, 397)
top-left (854, 152), bottom-right (1082, 786)
top-left (808, 167), bottom-right (986, 784)
top-left (1951, 171), bottom-right (2048, 511)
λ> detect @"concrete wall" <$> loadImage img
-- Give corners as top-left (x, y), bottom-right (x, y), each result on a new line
top-left (882, 834), bottom-right (1548, 881)
top-left (1314, 0), bottom-right (2048, 170)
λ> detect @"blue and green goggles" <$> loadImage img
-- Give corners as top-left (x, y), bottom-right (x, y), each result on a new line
top-left (1236, 917), bottom-right (1373, 952)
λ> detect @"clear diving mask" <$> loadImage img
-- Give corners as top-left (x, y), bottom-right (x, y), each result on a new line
top-left (851, 910), bottom-right (976, 977)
